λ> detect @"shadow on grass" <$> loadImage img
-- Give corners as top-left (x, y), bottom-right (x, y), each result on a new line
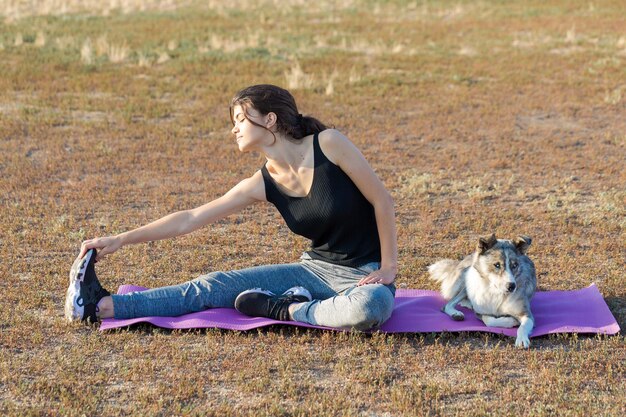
top-left (605, 294), bottom-right (625, 334)
top-left (100, 321), bottom-right (619, 350)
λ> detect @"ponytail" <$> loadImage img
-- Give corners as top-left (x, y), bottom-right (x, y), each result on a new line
top-left (293, 114), bottom-right (327, 139)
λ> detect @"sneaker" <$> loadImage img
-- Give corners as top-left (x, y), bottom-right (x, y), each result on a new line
top-left (234, 286), bottom-right (312, 321)
top-left (64, 248), bottom-right (110, 323)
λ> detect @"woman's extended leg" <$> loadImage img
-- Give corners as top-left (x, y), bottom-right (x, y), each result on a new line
top-left (108, 262), bottom-right (336, 320)
top-left (74, 249), bottom-right (396, 330)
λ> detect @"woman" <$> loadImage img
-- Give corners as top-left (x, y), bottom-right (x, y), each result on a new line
top-left (65, 84), bottom-right (397, 331)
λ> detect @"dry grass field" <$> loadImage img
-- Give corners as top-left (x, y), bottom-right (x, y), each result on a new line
top-left (1, 0), bottom-right (624, 415)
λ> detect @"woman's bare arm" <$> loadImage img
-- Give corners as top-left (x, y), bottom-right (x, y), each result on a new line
top-left (78, 171), bottom-right (266, 261)
top-left (318, 129), bottom-right (398, 285)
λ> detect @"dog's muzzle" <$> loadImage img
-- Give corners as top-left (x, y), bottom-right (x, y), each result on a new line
top-left (507, 283), bottom-right (516, 293)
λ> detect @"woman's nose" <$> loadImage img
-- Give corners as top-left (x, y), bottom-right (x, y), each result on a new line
top-left (231, 125), bottom-right (238, 134)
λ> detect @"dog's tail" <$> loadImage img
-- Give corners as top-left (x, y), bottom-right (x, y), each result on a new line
top-left (428, 259), bottom-right (464, 300)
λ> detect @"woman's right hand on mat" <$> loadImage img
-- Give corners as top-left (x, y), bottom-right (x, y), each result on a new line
top-left (78, 235), bottom-right (123, 262)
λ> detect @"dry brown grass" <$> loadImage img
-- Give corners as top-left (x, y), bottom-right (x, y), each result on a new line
top-left (0, 0), bottom-right (624, 415)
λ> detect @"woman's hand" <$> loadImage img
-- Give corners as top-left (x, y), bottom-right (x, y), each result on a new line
top-left (78, 235), bottom-right (123, 262)
top-left (357, 267), bottom-right (396, 286)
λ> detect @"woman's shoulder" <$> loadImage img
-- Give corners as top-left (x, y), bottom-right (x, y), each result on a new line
top-left (318, 129), bottom-right (360, 166)
top-left (318, 128), bottom-right (345, 142)
top-left (230, 169), bottom-right (267, 202)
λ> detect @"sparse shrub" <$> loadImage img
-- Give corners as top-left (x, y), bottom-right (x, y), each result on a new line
top-left (109, 41), bottom-right (130, 63)
top-left (34, 31), bottom-right (46, 47)
top-left (95, 34), bottom-right (109, 57)
top-left (324, 70), bottom-right (338, 96)
top-left (348, 67), bottom-right (361, 84)
top-left (55, 36), bottom-right (75, 50)
top-left (157, 51), bottom-right (171, 64)
top-left (284, 62), bottom-right (314, 90)
top-left (137, 52), bottom-right (152, 67)
top-left (604, 86), bottom-right (623, 105)
top-left (81, 38), bottom-right (93, 65)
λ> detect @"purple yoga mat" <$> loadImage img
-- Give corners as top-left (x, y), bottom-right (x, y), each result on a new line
top-left (100, 283), bottom-right (621, 337)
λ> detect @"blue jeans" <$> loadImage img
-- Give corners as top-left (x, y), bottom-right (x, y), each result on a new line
top-left (111, 253), bottom-right (396, 331)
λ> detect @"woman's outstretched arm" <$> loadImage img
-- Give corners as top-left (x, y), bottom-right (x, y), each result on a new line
top-left (77, 171), bottom-right (266, 262)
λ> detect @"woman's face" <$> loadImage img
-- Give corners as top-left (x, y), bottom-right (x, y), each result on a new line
top-left (231, 105), bottom-right (272, 152)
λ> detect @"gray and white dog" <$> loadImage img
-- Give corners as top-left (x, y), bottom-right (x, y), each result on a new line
top-left (428, 234), bottom-right (537, 348)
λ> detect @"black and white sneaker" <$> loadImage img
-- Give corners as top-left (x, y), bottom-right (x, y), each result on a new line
top-left (234, 286), bottom-right (312, 321)
top-left (64, 248), bottom-right (110, 323)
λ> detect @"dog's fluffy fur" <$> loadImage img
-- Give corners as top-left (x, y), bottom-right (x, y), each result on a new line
top-left (428, 234), bottom-right (537, 348)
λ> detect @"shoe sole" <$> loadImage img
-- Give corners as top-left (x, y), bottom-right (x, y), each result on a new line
top-left (64, 249), bottom-right (95, 322)
top-left (282, 286), bottom-right (312, 301)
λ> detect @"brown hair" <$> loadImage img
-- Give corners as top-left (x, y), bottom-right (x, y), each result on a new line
top-left (230, 84), bottom-right (327, 142)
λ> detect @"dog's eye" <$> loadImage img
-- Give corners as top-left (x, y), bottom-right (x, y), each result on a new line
top-left (511, 262), bottom-right (518, 270)
top-left (494, 262), bottom-right (501, 269)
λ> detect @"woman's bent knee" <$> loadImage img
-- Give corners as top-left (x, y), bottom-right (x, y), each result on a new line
top-left (346, 285), bottom-right (395, 331)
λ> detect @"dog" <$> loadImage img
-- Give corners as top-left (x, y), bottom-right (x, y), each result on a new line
top-left (428, 234), bottom-right (537, 348)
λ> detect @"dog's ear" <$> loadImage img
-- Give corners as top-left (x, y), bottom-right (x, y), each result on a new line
top-left (513, 235), bottom-right (532, 254)
top-left (478, 234), bottom-right (497, 254)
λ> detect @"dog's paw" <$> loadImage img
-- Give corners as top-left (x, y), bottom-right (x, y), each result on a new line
top-left (451, 312), bottom-right (465, 321)
top-left (515, 335), bottom-right (531, 348)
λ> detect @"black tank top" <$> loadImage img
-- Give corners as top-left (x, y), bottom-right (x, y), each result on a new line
top-left (261, 132), bottom-right (381, 267)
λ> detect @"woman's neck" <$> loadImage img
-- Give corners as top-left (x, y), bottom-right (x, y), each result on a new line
top-left (262, 134), bottom-right (312, 171)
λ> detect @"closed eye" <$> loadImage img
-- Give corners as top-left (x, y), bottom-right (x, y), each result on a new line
top-left (233, 112), bottom-right (246, 124)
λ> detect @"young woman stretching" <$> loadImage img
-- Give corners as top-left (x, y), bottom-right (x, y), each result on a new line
top-left (65, 84), bottom-right (397, 331)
